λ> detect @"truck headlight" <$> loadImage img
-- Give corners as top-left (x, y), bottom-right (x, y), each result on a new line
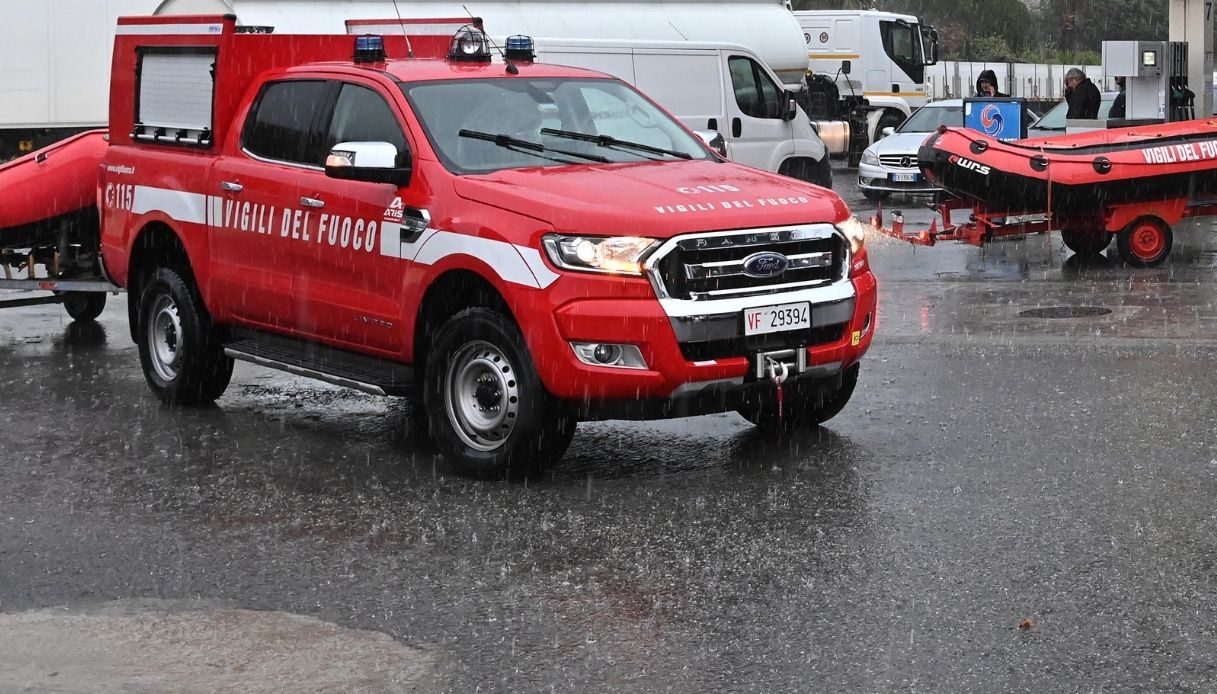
top-left (542, 235), bottom-right (658, 275)
top-left (860, 149), bottom-right (880, 166)
top-left (837, 215), bottom-right (868, 254)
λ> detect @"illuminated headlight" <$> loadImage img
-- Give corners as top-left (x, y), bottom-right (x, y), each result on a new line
top-left (542, 235), bottom-right (658, 275)
top-left (837, 215), bottom-right (868, 254)
top-left (571, 342), bottom-right (648, 369)
top-left (860, 149), bottom-right (880, 166)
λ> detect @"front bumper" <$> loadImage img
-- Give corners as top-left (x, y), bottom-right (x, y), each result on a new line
top-left (858, 160), bottom-right (940, 195)
top-left (522, 269), bottom-right (877, 418)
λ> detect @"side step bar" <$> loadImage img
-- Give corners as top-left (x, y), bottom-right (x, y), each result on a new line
top-left (223, 329), bottom-right (414, 397)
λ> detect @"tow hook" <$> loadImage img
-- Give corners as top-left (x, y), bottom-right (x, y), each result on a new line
top-left (766, 357), bottom-right (789, 433)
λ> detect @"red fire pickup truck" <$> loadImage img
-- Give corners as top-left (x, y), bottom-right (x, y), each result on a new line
top-left (89, 14), bottom-right (877, 475)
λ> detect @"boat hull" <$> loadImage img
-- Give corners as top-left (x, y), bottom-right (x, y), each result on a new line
top-left (918, 120), bottom-right (1217, 214)
top-left (0, 130), bottom-right (107, 248)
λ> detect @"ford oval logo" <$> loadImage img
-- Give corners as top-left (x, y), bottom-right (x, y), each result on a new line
top-left (741, 251), bottom-right (789, 278)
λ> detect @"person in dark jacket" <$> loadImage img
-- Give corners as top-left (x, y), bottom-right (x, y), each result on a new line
top-left (975, 69), bottom-right (1007, 98)
top-left (1064, 67), bottom-right (1101, 119)
top-left (1109, 76), bottom-right (1126, 119)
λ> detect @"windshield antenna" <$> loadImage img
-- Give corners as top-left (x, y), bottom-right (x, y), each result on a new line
top-left (462, 5), bottom-right (518, 74)
top-left (390, 0), bottom-right (415, 58)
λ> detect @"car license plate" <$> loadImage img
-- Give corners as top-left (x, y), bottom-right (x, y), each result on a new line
top-left (890, 172), bottom-right (920, 182)
top-left (743, 302), bottom-right (810, 336)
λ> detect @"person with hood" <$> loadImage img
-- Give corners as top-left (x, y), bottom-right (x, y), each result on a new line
top-left (1064, 67), bottom-right (1101, 119)
top-left (975, 69), bottom-right (1007, 97)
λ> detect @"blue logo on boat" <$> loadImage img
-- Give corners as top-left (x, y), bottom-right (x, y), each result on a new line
top-left (980, 104), bottom-right (1004, 136)
top-left (741, 251), bottom-right (789, 278)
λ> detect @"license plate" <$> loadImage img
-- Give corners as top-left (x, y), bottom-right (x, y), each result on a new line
top-left (743, 302), bottom-right (810, 336)
top-left (890, 172), bottom-right (920, 182)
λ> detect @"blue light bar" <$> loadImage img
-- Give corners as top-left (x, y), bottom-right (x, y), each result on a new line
top-left (354, 34), bottom-right (386, 63)
top-left (505, 35), bottom-right (535, 62)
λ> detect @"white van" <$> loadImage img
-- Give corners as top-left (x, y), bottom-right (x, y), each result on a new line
top-left (532, 38), bottom-right (832, 187)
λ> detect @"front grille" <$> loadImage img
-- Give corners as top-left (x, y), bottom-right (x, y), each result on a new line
top-left (679, 323), bottom-right (847, 361)
top-left (879, 154), bottom-right (918, 169)
top-left (651, 226), bottom-right (846, 301)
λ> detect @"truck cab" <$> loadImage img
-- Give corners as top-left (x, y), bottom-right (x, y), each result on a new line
top-left (796, 9), bottom-right (939, 157)
top-left (99, 16), bottom-right (877, 476)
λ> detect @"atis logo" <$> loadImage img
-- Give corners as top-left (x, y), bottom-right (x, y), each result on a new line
top-left (741, 251), bottom-right (789, 278)
top-left (979, 104), bottom-right (1005, 136)
top-left (948, 154), bottom-right (992, 176)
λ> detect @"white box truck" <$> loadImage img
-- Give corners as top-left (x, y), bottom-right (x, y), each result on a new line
top-left (794, 9), bottom-right (939, 164)
top-left (0, 0), bottom-right (163, 158)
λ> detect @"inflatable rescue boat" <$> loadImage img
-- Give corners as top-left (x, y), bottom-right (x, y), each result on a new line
top-left (919, 119), bottom-right (1217, 214)
top-left (0, 129), bottom-right (108, 249)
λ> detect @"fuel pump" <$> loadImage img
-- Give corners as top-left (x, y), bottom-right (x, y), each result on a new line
top-left (1102, 40), bottom-right (1192, 124)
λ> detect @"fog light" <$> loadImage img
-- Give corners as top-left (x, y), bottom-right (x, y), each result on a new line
top-left (571, 342), bottom-right (647, 369)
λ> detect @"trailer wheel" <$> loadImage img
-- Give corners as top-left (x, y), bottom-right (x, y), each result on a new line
top-left (424, 307), bottom-right (575, 478)
top-left (1117, 217), bottom-right (1173, 267)
top-left (61, 292), bottom-right (107, 322)
top-left (741, 363), bottom-right (859, 432)
top-left (136, 267), bottom-right (233, 405)
top-left (1060, 228), bottom-right (1112, 255)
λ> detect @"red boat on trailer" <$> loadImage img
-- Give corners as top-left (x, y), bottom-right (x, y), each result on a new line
top-left (880, 119), bottom-right (1217, 267)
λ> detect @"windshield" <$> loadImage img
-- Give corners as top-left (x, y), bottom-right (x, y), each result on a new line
top-left (401, 77), bottom-right (710, 174)
top-left (1035, 95), bottom-right (1116, 130)
top-left (898, 104), bottom-right (963, 132)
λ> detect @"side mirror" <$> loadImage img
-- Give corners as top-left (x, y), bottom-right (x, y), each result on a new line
top-left (783, 95), bottom-right (799, 122)
top-left (841, 60), bottom-right (851, 75)
top-left (693, 129), bottom-right (727, 158)
top-left (325, 141), bottom-right (411, 186)
top-left (881, 126), bottom-right (896, 138)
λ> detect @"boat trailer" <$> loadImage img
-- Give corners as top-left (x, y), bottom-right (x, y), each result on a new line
top-left (874, 194), bottom-right (1217, 267)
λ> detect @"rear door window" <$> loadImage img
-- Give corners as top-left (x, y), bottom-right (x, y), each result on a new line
top-left (242, 80), bottom-right (330, 165)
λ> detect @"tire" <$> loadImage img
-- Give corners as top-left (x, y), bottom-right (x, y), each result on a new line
top-left (62, 291), bottom-right (106, 322)
top-left (136, 267), bottom-right (233, 405)
top-left (780, 157), bottom-right (833, 190)
top-left (861, 189), bottom-right (890, 203)
top-left (1061, 228), bottom-right (1112, 255)
top-left (1116, 216), bottom-right (1173, 267)
top-left (424, 307), bottom-right (575, 478)
top-left (740, 363), bottom-right (860, 433)
top-left (873, 111), bottom-right (905, 145)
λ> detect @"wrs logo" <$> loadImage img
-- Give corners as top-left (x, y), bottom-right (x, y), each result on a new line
top-left (979, 104), bottom-right (1005, 136)
top-left (949, 154), bottom-right (992, 176)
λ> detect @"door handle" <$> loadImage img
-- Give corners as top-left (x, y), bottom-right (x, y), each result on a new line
top-left (732, 117), bottom-right (742, 138)
top-left (220, 181), bottom-right (243, 193)
top-left (300, 196), bottom-right (325, 209)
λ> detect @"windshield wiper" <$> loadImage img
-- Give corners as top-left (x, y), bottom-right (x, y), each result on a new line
top-left (540, 128), bottom-right (692, 160)
top-left (458, 129), bottom-right (609, 164)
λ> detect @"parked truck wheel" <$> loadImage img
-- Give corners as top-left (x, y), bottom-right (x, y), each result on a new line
top-left (136, 267), bottom-right (233, 406)
top-left (1061, 228), bottom-right (1112, 255)
top-left (424, 307), bottom-right (575, 478)
top-left (740, 363), bottom-right (859, 432)
top-left (61, 291), bottom-right (107, 322)
top-left (1117, 217), bottom-right (1173, 267)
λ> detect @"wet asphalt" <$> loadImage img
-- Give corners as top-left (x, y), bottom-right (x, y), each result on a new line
top-left (5, 165), bottom-right (1217, 692)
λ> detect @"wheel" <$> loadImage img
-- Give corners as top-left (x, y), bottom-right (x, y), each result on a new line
top-left (861, 189), bottom-right (889, 203)
top-left (424, 307), bottom-right (575, 478)
top-left (1060, 228), bottom-right (1112, 255)
top-left (873, 111), bottom-right (905, 144)
top-left (61, 291), bottom-right (106, 322)
top-left (739, 363), bottom-right (860, 432)
top-left (1116, 216), bottom-right (1173, 267)
top-left (780, 157), bottom-right (833, 189)
top-left (136, 267), bottom-right (233, 405)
